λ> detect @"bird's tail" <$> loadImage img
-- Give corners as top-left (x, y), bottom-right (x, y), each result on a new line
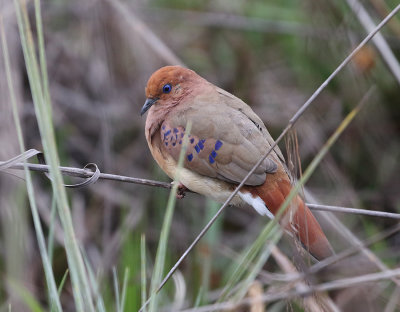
top-left (246, 179), bottom-right (334, 260)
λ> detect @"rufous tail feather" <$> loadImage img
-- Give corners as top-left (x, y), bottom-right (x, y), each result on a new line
top-left (249, 179), bottom-right (334, 260)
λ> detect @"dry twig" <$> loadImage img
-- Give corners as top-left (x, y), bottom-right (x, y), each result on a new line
top-left (2, 160), bottom-right (400, 220)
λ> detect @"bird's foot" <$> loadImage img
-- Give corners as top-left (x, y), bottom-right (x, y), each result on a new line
top-left (174, 182), bottom-right (188, 199)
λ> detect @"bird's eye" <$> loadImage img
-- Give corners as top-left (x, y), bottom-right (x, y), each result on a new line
top-left (162, 84), bottom-right (172, 94)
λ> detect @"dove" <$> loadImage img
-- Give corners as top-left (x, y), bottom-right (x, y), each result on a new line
top-left (141, 66), bottom-right (333, 260)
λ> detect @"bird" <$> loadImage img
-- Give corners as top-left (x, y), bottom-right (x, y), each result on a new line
top-left (141, 65), bottom-right (334, 260)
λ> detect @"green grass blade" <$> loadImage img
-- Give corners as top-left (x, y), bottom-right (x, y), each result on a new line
top-left (113, 267), bottom-right (121, 312)
top-left (10, 282), bottom-right (45, 312)
top-left (47, 196), bottom-right (57, 263)
top-left (120, 268), bottom-right (130, 312)
top-left (13, 0), bottom-right (96, 310)
top-left (141, 234), bottom-right (147, 312)
top-left (193, 287), bottom-right (204, 308)
top-left (0, 16), bottom-right (62, 312)
top-left (82, 251), bottom-right (107, 312)
top-left (147, 122), bottom-right (192, 312)
top-left (34, 0), bottom-right (51, 114)
top-left (219, 219), bottom-right (281, 301)
top-left (197, 199), bottom-right (221, 305)
top-left (58, 270), bottom-right (69, 296)
top-left (233, 228), bottom-right (282, 301)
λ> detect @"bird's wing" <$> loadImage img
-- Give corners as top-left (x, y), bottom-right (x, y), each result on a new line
top-left (215, 87), bottom-right (285, 163)
top-left (157, 87), bottom-right (284, 186)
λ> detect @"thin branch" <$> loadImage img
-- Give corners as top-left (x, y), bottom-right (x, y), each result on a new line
top-left (3, 161), bottom-right (400, 220)
top-left (307, 203), bottom-right (400, 219)
top-left (2, 162), bottom-right (173, 190)
top-left (220, 222), bottom-right (400, 287)
top-left (307, 223), bottom-right (400, 276)
top-left (179, 268), bottom-right (400, 312)
top-left (271, 246), bottom-right (340, 312)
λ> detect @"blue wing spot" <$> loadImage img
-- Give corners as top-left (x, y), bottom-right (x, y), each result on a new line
top-left (164, 130), bottom-right (171, 138)
top-left (198, 140), bottom-right (204, 150)
top-left (194, 145), bottom-right (200, 153)
top-left (173, 128), bottom-right (179, 133)
top-left (190, 138), bottom-right (195, 144)
top-left (172, 142), bottom-right (176, 146)
top-left (181, 133), bottom-right (184, 138)
top-left (165, 142), bottom-right (168, 146)
top-left (211, 150), bottom-right (217, 158)
top-left (209, 155), bottom-right (215, 164)
top-left (215, 140), bottom-right (223, 150)
top-left (162, 125), bottom-right (166, 130)
top-left (187, 154), bottom-right (193, 162)
top-left (179, 140), bottom-right (182, 144)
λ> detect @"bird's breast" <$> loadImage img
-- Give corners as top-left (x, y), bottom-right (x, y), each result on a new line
top-left (148, 129), bottom-right (244, 206)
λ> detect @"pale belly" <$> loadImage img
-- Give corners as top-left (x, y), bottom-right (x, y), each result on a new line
top-left (175, 166), bottom-right (273, 219)
top-left (176, 167), bottom-right (244, 206)
top-left (156, 150), bottom-right (244, 206)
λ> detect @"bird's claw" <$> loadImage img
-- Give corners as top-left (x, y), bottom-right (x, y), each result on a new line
top-left (174, 182), bottom-right (188, 199)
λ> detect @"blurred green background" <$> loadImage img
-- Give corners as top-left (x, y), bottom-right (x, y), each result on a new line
top-left (0, 0), bottom-right (399, 311)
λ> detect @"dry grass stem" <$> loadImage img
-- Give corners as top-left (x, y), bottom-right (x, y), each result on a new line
top-left (346, 0), bottom-right (400, 84)
top-left (105, 0), bottom-right (184, 66)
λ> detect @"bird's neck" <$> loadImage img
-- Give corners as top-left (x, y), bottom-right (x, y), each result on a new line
top-left (145, 103), bottom-right (176, 144)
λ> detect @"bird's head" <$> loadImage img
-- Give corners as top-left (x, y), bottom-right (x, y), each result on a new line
top-left (141, 66), bottom-right (200, 116)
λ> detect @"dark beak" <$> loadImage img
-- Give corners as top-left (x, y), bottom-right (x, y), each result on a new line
top-left (141, 97), bottom-right (158, 116)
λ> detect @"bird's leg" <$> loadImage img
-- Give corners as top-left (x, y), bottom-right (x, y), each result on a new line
top-left (174, 182), bottom-right (188, 199)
